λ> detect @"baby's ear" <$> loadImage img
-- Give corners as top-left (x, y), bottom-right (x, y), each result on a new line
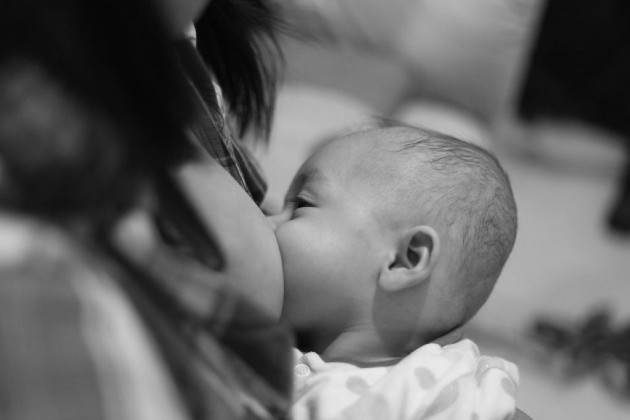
top-left (378, 226), bottom-right (440, 292)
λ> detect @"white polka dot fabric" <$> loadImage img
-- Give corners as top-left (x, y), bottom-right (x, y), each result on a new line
top-left (292, 339), bottom-right (519, 420)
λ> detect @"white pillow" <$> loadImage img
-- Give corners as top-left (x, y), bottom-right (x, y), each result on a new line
top-left (286, 0), bottom-right (544, 120)
top-left (394, 0), bottom-right (545, 120)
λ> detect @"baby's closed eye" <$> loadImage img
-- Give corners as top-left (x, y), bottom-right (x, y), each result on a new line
top-left (294, 196), bottom-right (315, 209)
top-left (287, 195), bottom-right (316, 219)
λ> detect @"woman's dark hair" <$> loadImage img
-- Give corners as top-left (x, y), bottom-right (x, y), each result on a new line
top-left (0, 0), bottom-right (197, 221)
top-left (195, 0), bottom-right (283, 139)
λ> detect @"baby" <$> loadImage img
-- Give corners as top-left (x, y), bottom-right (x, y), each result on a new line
top-left (178, 123), bottom-right (522, 418)
top-left (269, 125), bottom-right (517, 361)
top-left (266, 125), bottom-right (521, 419)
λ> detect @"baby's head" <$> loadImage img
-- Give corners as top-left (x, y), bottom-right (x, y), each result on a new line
top-left (270, 125), bottom-right (517, 357)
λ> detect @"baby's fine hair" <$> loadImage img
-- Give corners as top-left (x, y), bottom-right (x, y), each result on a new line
top-left (375, 123), bottom-right (518, 324)
top-left (400, 127), bottom-right (517, 324)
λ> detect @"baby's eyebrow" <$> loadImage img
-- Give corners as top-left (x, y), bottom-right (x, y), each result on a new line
top-left (299, 167), bottom-right (327, 186)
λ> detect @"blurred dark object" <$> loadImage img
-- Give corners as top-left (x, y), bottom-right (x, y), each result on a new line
top-left (0, 0), bottom-right (294, 418)
top-left (608, 161), bottom-right (630, 233)
top-left (531, 308), bottom-right (630, 400)
top-left (517, 0), bottom-right (630, 234)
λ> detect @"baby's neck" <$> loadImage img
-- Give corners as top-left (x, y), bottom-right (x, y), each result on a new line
top-left (302, 327), bottom-right (409, 366)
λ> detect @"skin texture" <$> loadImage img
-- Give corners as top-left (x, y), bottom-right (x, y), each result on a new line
top-left (268, 130), bottom-right (455, 361)
top-left (269, 139), bottom-right (389, 343)
top-left (177, 157), bottom-right (285, 319)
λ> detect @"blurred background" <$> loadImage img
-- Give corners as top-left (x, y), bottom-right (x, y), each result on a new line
top-left (256, 0), bottom-right (630, 418)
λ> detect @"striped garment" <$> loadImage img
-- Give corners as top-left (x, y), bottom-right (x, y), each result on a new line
top-left (176, 38), bottom-right (268, 206)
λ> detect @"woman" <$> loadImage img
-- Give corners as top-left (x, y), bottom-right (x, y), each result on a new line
top-left (0, 1), bottom-right (291, 419)
top-left (157, 0), bottom-right (286, 317)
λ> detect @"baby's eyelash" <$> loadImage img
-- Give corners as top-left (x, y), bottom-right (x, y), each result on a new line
top-left (285, 194), bottom-right (314, 208)
top-left (294, 197), bottom-right (314, 209)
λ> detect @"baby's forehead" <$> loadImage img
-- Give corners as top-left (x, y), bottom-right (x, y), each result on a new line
top-left (315, 135), bottom-right (425, 192)
top-left (318, 130), bottom-right (399, 159)
top-left (309, 132), bottom-right (424, 185)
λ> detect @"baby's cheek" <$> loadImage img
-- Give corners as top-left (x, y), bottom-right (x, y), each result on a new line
top-left (280, 223), bottom-right (338, 278)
